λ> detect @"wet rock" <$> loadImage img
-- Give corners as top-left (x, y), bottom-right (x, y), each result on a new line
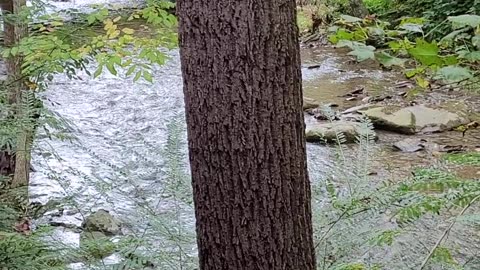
top-left (49, 213), bottom-right (83, 231)
top-left (341, 104), bottom-right (376, 115)
top-left (82, 209), bottom-right (122, 236)
top-left (306, 121), bottom-right (376, 143)
top-left (362, 105), bottom-right (470, 134)
top-left (341, 87), bottom-right (364, 97)
top-left (312, 108), bottom-right (340, 121)
top-left (303, 97), bottom-right (320, 110)
top-left (393, 138), bottom-right (427, 152)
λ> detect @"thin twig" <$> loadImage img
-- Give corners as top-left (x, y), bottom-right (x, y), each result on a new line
top-left (418, 195), bottom-right (480, 270)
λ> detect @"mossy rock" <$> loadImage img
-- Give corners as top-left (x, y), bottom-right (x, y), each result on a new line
top-left (82, 209), bottom-right (122, 236)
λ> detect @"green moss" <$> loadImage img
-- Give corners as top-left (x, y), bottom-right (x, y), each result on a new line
top-left (443, 152), bottom-right (480, 166)
top-left (297, 10), bottom-right (313, 33)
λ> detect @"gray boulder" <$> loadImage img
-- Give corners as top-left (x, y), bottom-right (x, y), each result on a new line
top-left (306, 121), bottom-right (376, 143)
top-left (82, 209), bottom-right (122, 236)
top-left (362, 105), bottom-right (469, 134)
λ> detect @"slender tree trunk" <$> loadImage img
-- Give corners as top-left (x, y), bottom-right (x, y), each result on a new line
top-left (178, 0), bottom-right (316, 269)
top-left (2, 0), bottom-right (30, 188)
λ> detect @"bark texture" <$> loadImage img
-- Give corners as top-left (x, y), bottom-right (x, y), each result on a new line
top-left (178, 0), bottom-right (316, 269)
top-left (1, 0), bottom-right (30, 187)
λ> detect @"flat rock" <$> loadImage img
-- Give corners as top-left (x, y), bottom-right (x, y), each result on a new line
top-left (303, 97), bottom-right (320, 110)
top-left (393, 138), bottom-right (427, 152)
top-left (362, 105), bottom-right (470, 134)
top-left (306, 121), bottom-right (376, 143)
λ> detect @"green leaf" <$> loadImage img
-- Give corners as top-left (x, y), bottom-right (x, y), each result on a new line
top-left (133, 71), bottom-right (142, 82)
top-left (106, 62), bottom-right (117, 76)
top-left (415, 76), bottom-right (430, 89)
top-left (441, 55), bottom-right (458, 66)
top-left (10, 47), bottom-right (19, 56)
top-left (399, 23), bottom-right (423, 34)
top-left (1, 49), bottom-right (10, 58)
top-left (143, 71), bottom-right (153, 83)
top-left (126, 65), bottom-right (136, 76)
top-left (94, 65), bottom-right (103, 78)
top-left (375, 52), bottom-right (406, 67)
top-left (405, 67), bottom-right (425, 78)
top-left (340, 14), bottom-right (363, 23)
top-left (440, 28), bottom-right (469, 43)
top-left (408, 39), bottom-right (442, 66)
top-left (472, 35), bottom-right (480, 49)
top-left (448, 15), bottom-right (480, 29)
top-left (460, 51), bottom-right (480, 61)
top-left (435, 66), bottom-right (473, 83)
top-left (348, 47), bottom-right (375, 62)
top-left (87, 14), bottom-right (96, 25)
top-left (336, 29), bottom-right (354, 41)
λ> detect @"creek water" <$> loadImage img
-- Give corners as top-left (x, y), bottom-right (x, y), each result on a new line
top-left (25, 1), bottom-right (480, 269)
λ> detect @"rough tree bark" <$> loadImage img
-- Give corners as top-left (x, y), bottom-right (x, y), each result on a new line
top-left (178, 0), bottom-right (316, 269)
top-left (1, 0), bottom-right (30, 187)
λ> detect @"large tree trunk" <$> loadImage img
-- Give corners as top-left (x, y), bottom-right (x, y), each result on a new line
top-left (178, 0), bottom-right (316, 269)
top-left (1, 0), bottom-right (30, 188)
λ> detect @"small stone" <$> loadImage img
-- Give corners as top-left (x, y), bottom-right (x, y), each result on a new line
top-left (393, 138), bottom-right (427, 152)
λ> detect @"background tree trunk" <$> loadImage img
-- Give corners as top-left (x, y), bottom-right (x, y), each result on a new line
top-left (1, 0), bottom-right (30, 188)
top-left (178, 0), bottom-right (316, 269)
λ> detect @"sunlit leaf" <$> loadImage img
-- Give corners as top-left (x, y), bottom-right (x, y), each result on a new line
top-left (415, 76), bottom-right (430, 88)
top-left (122, 28), bottom-right (135, 35)
top-left (408, 39), bottom-right (442, 66)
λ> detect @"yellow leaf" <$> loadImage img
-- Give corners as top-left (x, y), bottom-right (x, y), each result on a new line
top-left (122, 28), bottom-right (135, 35)
top-left (113, 16), bottom-right (122, 23)
top-left (103, 19), bottom-right (113, 30)
top-left (109, 30), bottom-right (120, 39)
top-left (415, 76), bottom-right (430, 89)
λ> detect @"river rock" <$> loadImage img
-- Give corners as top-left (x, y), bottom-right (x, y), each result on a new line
top-left (362, 106), bottom-right (469, 134)
top-left (306, 121), bottom-right (376, 143)
top-left (393, 138), bottom-right (427, 152)
top-left (82, 209), bottom-right (121, 235)
top-left (303, 97), bottom-right (320, 110)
